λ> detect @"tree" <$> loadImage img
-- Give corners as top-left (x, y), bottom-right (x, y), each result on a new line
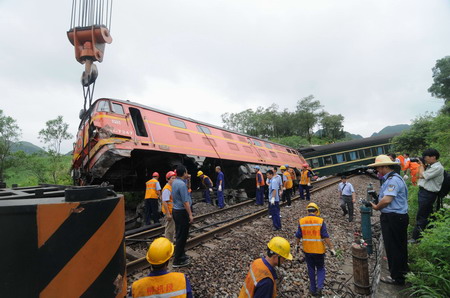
top-left (320, 113), bottom-right (345, 142)
top-left (39, 116), bottom-right (73, 184)
top-left (295, 95), bottom-right (323, 143)
top-left (0, 110), bottom-right (21, 182)
top-left (428, 56), bottom-right (450, 105)
top-left (392, 115), bottom-right (433, 155)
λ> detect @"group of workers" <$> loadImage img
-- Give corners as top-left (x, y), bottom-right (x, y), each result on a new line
top-left (135, 148), bottom-right (446, 296)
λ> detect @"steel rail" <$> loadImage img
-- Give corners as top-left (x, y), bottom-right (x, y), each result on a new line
top-left (126, 175), bottom-right (348, 274)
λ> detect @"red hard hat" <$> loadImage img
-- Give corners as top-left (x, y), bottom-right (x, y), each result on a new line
top-left (152, 172), bottom-right (159, 177)
top-left (166, 171), bottom-right (176, 180)
top-left (303, 163), bottom-right (309, 168)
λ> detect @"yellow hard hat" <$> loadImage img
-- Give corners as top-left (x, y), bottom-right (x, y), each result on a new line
top-left (307, 202), bottom-right (320, 216)
top-left (267, 236), bottom-right (293, 260)
top-left (280, 165), bottom-right (287, 170)
top-left (197, 170), bottom-right (204, 177)
top-left (146, 237), bottom-right (174, 265)
top-left (368, 155), bottom-right (398, 167)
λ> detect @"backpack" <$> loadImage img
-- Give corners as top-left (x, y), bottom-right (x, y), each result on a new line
top-left (436, 170), bottom-right (450, 211)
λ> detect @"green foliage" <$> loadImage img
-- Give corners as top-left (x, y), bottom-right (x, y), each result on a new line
top-left (319, 113), bottom-right (345, 142)
top-left (405, 209), bottom-right (450, 297)
top-left (120, 191), bottom-right (145, 210)
top-left (428, 56), bottom-right (450, 104)
top-left (0, 110), bottom-right (21, 181)
top-left (393, 114), bottom-right (433, 155)
top-left (406, 184), bottom-right (419, 235)
top-left (270, 135), bottom-right (309, 148)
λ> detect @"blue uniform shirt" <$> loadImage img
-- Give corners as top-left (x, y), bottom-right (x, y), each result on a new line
top-left (379, 172), bottom-right (408, 214)
top-left (172, 177), bottom-right (192, 210)
top-left (216, 171), bottom-right (225, 189)
top-left (269, 175), bottom-right (282, 201)
top-left (254, 258), bottom-right (277, 298)
top-left (338, 182), bottom-right (354, 196)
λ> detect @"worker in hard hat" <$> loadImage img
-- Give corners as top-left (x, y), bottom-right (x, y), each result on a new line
top-left (288, 165), bottom-right (298, 195)
top-left (239, 236), bottom-right (293, 297)
top-left (255, 166), bottom-right (265, 206)
top-left (197, 170), bottom-right (214, 204)
top-left (299, 164), bottom-right (313, 201)
top-left (130, 237), bottom-right (193, 298)
top-left (280, 165), bottom-right (293, 207)
top-left (161, 171), bottom-right (177, 242)
top-left (295, 203), bottom-right (336, 297)
top-left (144, 172), bottom-right (162, 225)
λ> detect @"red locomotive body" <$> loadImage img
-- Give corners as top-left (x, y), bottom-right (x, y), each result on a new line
top-left (72, 98), bottom-right (307, 193)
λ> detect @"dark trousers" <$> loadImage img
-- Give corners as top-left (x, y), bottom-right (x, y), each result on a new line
top-left (305, 253), bottom-right (325, 293)
top-left (269, 202), bottom-right (281, 229)
top-left (282, 188), bottom-right (292, 206)
top-left (173, 209), bottom-right (190, 263)
top-left (299, 184), bottom-right (311, 200)
top-left (380, 212), bottom-right (409, 282)
top-left (145, 199), bottom-right (160, 225)
top-left (256, 186), bottom-right (265, 205)
top-left (217, 190), bottom-right (225, 208)
top-left (203, 189), bottom-right (211, 204)
top-left (412, 188), bottom-right (438, 240)
top-left (340, 195), bottom-right (354, 221)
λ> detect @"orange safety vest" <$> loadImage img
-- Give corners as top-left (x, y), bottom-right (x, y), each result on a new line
top-left (299, 170), bottom-right (311, 185)
top-left (299, 216), bottom-right (325, 254)
top-left (283, 171), bottom-right (293, 189)
top-left (256, 171), bottom-right (265, 187)
top-left (409, 162), bottom-right (420, 185)
top-left (145, 178), bottom-right (159, 199)
top-left (239, 258), bottom-right (276, 298)
top-left (131, 272), bottom-right (187, 298)
top-left (161, 184), bottom-right (173, 215)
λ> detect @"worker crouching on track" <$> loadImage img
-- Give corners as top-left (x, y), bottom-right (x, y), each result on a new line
top-left (239, 236), bottom-right (293, 297)
top-left (144, 172), bottom-right (162, 225)
top-left (131, 237), bottom-right (193, 298)
top-left (266, 170), bottom-right (282, 231)
top-left (161, 171), bottom-right (177, 242)
top-left (197, 171), bottom-right (213, 204)
top-left (295, 203), bottom-right (336, 297)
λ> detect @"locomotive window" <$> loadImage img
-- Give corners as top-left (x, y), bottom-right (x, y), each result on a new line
top-left (169, 118), bottom-right (186, 129)
top-left (324, 156), bottom-right (333, 165)
top-left (111, 103), bottom-right (124, 114)
top-left (312, 158), bottom-right (320, 168)
top-left (336, 154), bottom-right (345, 163)
top-left (264, 143), bottom-right (272, 149)
top-left (269, 151), bottom-right (277, 158)
top-left (377, 146), bottom-right (384, 155)
top-left (364, 148), bottom-right (372, 157)
top-left (202, 137), bottom-right (217, 147)
top-left (228, 142), bottom-right (239, 151)
top-left (197, 125), bottom-right (211, 135)
top-left (359, 150), bottom-right (365, 158)
top-left (174, 131), bottom-right (192, 142)
top-left (238, 136), bottom-right (247, 143)
top-left (222, 132), bottom-right (233, 139)
top-left (349, 151), bottom-right (358, 160)
top-left (97, 100), bottom-right (110, 112)
top-left (253, 140), bottom-right (262, 146)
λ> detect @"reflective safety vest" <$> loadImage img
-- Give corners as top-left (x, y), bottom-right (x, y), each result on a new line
top-left (256, 171), bottom-right (265, 187)
top-left (283, 171), bottom-right (293, 189)
top-left (145, 178), bottom-right (159, 199)
top-left (299, 170), bottom-right (311, 185)
top-left (202, 175), bottom-right (213, 188)
top-left (161, 184), bottom-right (173, 215)
top-left (299, 216), bottom-right (325, 254)
top-left (397, 155), bottom-right (406, 171)
top-left (239, 258), bottom-right (276, 298)
top-left (131, 272), bottom-right (187, 298)
top-left (409, 162), bottom-right (420, 185)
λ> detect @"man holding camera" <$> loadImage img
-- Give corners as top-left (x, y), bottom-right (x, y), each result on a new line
top-left (369, 155), bottom-right (408, 285)
top-left (411, 148), bottom-right (444, 241)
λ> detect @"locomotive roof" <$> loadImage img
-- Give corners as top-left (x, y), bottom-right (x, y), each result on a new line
top-left (299, 133), bottom-right (400, 157)
top-left (95, 98), bottom-right (298, 152)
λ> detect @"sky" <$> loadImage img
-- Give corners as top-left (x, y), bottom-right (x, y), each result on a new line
top-left (1, 0), bottom-right (449, 154)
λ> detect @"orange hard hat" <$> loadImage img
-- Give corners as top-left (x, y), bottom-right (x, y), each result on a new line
top-left (303, 164), bottom-right (309, 168)
top-left (152, 172), bottom-right (159, 177)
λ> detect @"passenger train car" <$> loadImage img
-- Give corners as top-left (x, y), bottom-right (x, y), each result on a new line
top-left (299, 133), bottom-right (399, 177)
top-left (72, 98), bottom-right (307, 193)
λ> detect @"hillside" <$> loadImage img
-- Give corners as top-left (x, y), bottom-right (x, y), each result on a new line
top-left (371, 124), bottom-right (410, 137)
top-left (11, 141), bottom-right (44, 154)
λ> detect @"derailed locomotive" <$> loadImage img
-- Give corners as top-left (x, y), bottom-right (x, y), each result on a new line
top-left (72, 98), bottom-right (307, 194)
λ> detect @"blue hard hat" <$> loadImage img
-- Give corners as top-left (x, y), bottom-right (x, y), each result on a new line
top-left (285, 164), bottom-right (289, 167)
top-left (255, 165), bottom-right (260, 170)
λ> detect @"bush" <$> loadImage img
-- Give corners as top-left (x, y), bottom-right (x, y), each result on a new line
top-left (404, 209), bottom-right (450, 297)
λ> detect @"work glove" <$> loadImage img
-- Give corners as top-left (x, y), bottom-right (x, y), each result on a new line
top-left (307, 183), bottom-right (311, 187)
top-left (209, 188), bottom-right (213, 192)
top-left (330, 249), bottom-right (336, 256)
top-left (403, 175), bottom-right (408, 180)
top-left (218, 185), bottom-right (222, 192)
top-left (282, 187), bottom-right (286, 191)
top-left (257, 185), bottom-right (260, 189)
top-left (270, 197), bottom-right (275, 205)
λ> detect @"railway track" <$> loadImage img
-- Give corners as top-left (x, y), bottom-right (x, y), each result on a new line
top-left (126, 175), bottom-right (350, 274)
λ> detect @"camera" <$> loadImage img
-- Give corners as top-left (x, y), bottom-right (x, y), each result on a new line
top-left (410, 157), bottom-right (424, 164)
